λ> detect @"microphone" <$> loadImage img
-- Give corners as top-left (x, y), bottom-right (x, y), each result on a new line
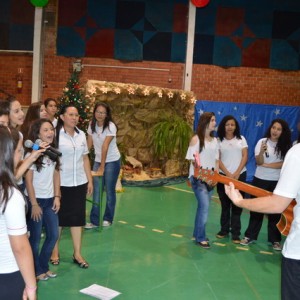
top-left (24, 140), bottom-right (59, 161)
top-left (264, 139), bottom-right (269, 158)
top-left (35, 139), bottom-right (62, 157)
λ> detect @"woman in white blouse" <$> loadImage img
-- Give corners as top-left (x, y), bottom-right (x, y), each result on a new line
top-left (50, 105), bottom-right (92, 268)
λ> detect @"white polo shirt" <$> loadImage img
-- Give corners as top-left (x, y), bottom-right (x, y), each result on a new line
top-left (0, 188), bottom-right (27, 273)
top-left (218, 136), bottom-right (248, 174)
top-left (59, 127), bottom-right (89, 187)
top-left (24, 155), bottom-right (56, 198)
top-left (274, 144), bottom-right (300, 260)
top-left (254, 138), bottom-right (283, 181)
top-left (87, 121), bottom-right (120, 163)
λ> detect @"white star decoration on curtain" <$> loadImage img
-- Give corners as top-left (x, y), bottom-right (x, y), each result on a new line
top-left (256, 120), bottom-right (263, 127)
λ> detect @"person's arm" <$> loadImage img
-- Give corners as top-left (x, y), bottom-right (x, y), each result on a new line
top-left (255, 142), bottom-right (267, 165)
top-left (219, 159), bottom-right (232, 177)
top-left (83, 154), bottom-right (93, 195)
top-left (9, 234), bottom-right (37, 300)
top-left (52, 169), bottom-right (61, 213)
top-left (233, 147), bottom-right (248, 179)
top-left (97, 136), bottom-right (114, 174)
top-left (225, 182), bottom-right (292, 213)
top-left (15, 150), bottom-right (45, 181)
top-left (87, 134), bottom-right (93, 151)
top-left (24, 169), bottom-right (42, 222)
top-left (261, 161), bottom-right (283, 169)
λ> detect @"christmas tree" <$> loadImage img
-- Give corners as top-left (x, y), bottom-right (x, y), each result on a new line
top-left (58, 70), bottom-right (91, 133)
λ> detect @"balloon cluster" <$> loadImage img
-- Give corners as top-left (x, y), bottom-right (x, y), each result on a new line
top-left (30, 0), bottom-right (49, 7)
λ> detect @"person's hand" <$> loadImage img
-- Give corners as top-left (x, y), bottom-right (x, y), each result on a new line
top-left (31, 205), bottom-right (42, 222)
top-left (232, 171), bottom-right (240, 180)
top-left (23, 286), bottom-right (37, 300)
top-left (260, 141), bottom-right (267, 155)
top-left (27, 148), bottom-right (46, 162)
top-left (87, 181), bottom-right (93, 196)
top-left (96, 167), bottom-right (104, 176)
top-left (52, 197), bottom-right (60, 214)
top-left (224, 182), bottom-right (244, 207)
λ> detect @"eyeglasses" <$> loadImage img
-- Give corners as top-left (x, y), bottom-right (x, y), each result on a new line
top-left (95, 111), bottom-right (107, 115)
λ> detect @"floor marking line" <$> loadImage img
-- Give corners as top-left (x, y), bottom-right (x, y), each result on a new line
top-left (118, 220), bottom-right (128, 224)
top-left (171, 233), bottom-right (183, 238)
top-left (164, 186), bottom-right (219, 200)
top-left (260, 251), bottom-right (273, 255)
top-left (213, 242), bottom-right (226, 247)
top-left (152, 229), bottom-right (164, 233)
top-left (164, 186), bottom-right (193, 193)
top-left (236, 246), bottom-right (249, 251)
top-left (135, 224), bottom-right (145, 228)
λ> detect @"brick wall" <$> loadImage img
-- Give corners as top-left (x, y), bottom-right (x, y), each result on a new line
top-left (0, 0), bottom-right (299, 106)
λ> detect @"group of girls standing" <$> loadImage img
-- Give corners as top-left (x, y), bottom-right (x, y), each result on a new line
top-left (0, 96), bottom-right (120, 299)
top-left (187, 112), bottom-right (292, 250)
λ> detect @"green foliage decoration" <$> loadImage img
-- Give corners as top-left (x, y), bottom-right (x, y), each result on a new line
top-left (152, 116), bottom-right (193, 160)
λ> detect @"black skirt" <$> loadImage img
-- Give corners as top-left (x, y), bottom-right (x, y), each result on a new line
top-left (58, 183), bottom-right (87, 227)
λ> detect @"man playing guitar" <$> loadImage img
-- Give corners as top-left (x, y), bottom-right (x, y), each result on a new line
top-left (225, 143), bottom-right (300, 300)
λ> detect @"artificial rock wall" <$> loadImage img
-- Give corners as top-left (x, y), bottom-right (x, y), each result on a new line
top-left (85, 80), bottom-right (196, 177)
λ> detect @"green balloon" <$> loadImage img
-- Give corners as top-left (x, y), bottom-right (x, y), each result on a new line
top-left (30, 0), bottom-right (49, 7)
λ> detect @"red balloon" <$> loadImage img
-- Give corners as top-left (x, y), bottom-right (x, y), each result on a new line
top-left (191, 0), bottom-right (210, 8)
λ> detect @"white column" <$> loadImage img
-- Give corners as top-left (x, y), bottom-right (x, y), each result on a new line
top-left (183, 2), bottom-right (196, 91)
top-left (31, 7), bottom-right (43, 103)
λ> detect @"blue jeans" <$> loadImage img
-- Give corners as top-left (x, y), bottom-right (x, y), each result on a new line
top-left (28, 197), bottom-right (59, 276)
top-left (190, 177), bottom-right (213, 243)
top-left (90, 159), bottom-right (121, 225)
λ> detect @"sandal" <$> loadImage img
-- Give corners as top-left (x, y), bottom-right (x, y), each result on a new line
top-left (36, 273), bottom-right (49, 281)
top-left (46, 271), bottom-right (57, 278)
top-left (50, 258), bottom-right (60, 265)
top-left (73, 255), bottom-right (89, 269)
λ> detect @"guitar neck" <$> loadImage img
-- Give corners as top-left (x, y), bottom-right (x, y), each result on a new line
top-left (215, 173), bottom-right (272, 197)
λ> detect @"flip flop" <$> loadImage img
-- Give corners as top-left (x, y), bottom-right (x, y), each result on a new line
top-left (50, 258), bottom-right (60, 265)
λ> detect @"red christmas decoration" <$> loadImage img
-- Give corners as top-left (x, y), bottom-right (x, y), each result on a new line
top-left (191, 0), bottom-right (210, 8)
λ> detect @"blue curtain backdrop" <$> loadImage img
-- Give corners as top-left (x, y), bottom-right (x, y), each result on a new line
top-left (194, 100), bottom-right (300, 182)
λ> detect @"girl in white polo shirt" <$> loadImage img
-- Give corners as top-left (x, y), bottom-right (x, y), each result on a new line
top-left (85, 102), bottom-right (121, 229)
top-left (241, 118), bottom-right (292, 250)
top-left (216, 115), bottom-right (248, 244)
top-left (25, 119), bottom-right (61, 281)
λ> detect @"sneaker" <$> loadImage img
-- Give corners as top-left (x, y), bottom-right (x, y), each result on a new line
top-left (216, 231), bottom-right (228, 239)
top-left (272, 242), bottom-right (282, 251)
top-left (240, 237), bottom-right (255, 246)
top-left (102, 220), bottom-right (112, 227)
top-left (198, 241), bottom-right (211, 249)
top-left (232, 236), bottom-right (241, 244)
top-left (84, 223), bottom-right (98, 229)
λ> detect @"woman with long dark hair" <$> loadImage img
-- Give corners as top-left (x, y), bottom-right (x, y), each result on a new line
top-left (24, 119), bottom-right (60, 281)
top-left (240, 118), bottom-right (292, 250)
top-left (216, 115), bottom-right (248, 243)
top-left (186, 112), bottom-right (219, 249)
top-left (0, 125), bottom-right (37, 300)
top-left (85, 102), bottom-right (121, 229)
top-left (20, 102), bottom-right (48, 141)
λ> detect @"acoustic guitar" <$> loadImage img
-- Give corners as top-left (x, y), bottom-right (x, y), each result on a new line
top-left (194, 167), bottom-right (296, 236)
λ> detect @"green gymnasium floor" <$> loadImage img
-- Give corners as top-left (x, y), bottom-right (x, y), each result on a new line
top-left (38, 183), bottom-right (283, 300)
